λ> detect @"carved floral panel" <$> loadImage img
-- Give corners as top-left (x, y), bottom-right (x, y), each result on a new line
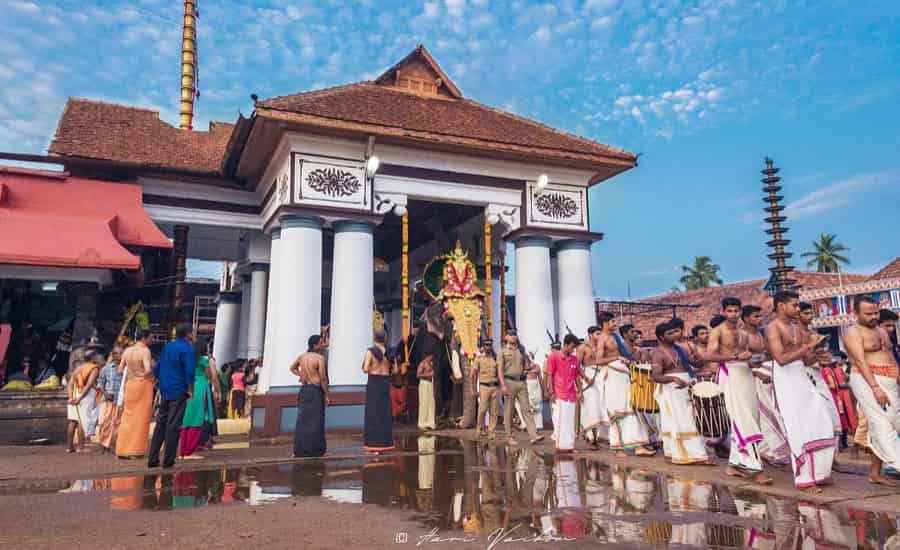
top-left (295, 156), bottom-right (370, 210)
top-left (525, 182), bottom-right (586, 229)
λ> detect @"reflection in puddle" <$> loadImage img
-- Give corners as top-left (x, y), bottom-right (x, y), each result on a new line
top-left (40, 436), bottom-right (900, 548)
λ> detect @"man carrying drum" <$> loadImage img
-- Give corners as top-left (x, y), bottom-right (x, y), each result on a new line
top-left (706, 297), bottom-right (773, 485)
top-left (651, 320), bottom-right (715, 465)
top-left (600, 313), bottom-right (654, 458)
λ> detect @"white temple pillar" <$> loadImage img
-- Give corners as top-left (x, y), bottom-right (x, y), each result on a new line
top-left (328, 220), bottom-right (374, 388)
top-left (514, 236), bottom-right (555, 363)
top-left (246, 264), bottom-right (268, 359)
top-left (556, 240), bottom-right (595, 340)
top-left (258, 229), bottom-right (281, 393)
top-left (212, 291), bottom-right (241, 367)
top-left (237, 275), bottom-right (251, 359)
top-left (270, 215), bottom-right (323, 388)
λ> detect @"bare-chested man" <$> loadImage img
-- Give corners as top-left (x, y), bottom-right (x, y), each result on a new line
top-left (578, 326), bottom-right (605, 448)
top-left (743, 304), bottom-right (791, 468)
top-left (121, 332), bottom-right (153, 377)
top-left (706, 297), bottom-right (771, 484)
top-left (599, 313), bottom-right (653, 457)
top-left (688, 325), bottom-right (709, 361)
top-left (362, 329), bottom-right (396, 452)
top-left (842, 295), bottom-right (900, 486)
top-left (766, 290), bottom-right (834, 493)
top-left (114, 330), bottom-right (154, 459)
top-left (670, 318), bottom-right (707, 375)
top-left (651, 321), bottom-right (714, 465)
top-left (290, 334), bottom-right (328, 457)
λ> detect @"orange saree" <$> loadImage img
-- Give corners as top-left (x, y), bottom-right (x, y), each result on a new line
top-left (115, 372), bottom-right (154, 458)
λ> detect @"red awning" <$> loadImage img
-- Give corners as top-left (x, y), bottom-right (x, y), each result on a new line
top-left (0, 166), bottom-right (171, 271)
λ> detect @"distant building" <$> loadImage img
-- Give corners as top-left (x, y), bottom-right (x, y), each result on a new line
top-left (602, 271), bottom-right (869, 343)
top-left (800, 258), bottom-right (900, 334)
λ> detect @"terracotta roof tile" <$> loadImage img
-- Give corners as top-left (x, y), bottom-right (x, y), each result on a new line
top-left (49, 98), bottom-right (232, 175)
top-left (792, 271), bottom-right (868, 289)
top-left (868, 258), bottom-right (900, 281)
top-left (608, 271), bottom-right (870, 341)
top-left (257, 82), bottom-right (635, 164)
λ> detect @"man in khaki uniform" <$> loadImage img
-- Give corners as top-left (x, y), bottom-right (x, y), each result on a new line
top-left (499, 330), bottom-right (544, 445)
top-left (472, 339), bottom-right (500, 438)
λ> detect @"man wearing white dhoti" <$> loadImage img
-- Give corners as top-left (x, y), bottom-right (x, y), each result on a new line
top-left (707, 297), bottom-right (772, 485)
top-left (651, 321), bottom-right (713, 465)
top-left (842, 294), bottom-right (900, 487)
top-left (766, 290), bottom-right (835, 494)
top-left (577, 327), bottom-right (606, 448)
top-left (597, 313), bottom-right (654, 457)
top-left (800, 302), bottom-right (843, 441)
top-left (546, 335), bottom-right (581, 452)
top-left (743, 305), bottom-right (791, 467)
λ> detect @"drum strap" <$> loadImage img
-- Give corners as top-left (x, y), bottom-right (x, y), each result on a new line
top-left (612, 332), bottom-right (634, 362)
top-left (673, 344), bottom-right (697, 378)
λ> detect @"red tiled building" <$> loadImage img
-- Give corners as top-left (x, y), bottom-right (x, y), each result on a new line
top-left (605, 271), bottom-right (869, 342)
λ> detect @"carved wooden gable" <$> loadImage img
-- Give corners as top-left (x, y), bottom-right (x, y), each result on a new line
top-left (374, 44), bottom-right (462, 99)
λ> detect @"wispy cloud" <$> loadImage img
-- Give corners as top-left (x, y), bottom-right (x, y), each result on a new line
top-left (638, 265), bottom-right (681, 278)
top-left (784, 172), bottom-right (899, 220)
top-left (0, 0), bottom-right (898, 154)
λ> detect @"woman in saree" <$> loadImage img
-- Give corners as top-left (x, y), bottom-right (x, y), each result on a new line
top-left (115, 329), bottom-right (155, 459)
top-left (179, 338), bottom-right (220, 458)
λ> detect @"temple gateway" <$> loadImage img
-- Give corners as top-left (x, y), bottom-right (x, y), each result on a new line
top-left (2, 45), bottom-right (635, 434)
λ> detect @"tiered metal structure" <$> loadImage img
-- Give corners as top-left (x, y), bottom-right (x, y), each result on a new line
top-left (761, 157), bottom-right (796, 292)
top-left (179, 0), bottom-right (198, 130)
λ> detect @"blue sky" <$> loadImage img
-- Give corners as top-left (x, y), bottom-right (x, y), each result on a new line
top-left (2, 0), bottom-right (898, 297)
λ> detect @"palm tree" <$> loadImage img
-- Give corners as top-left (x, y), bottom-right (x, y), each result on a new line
top-left (801, 234), bottom-right (850, 273)
top-left (679, 256), bottom-right (723, 290)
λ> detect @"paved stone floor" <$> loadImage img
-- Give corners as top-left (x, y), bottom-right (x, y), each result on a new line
top-left (1, 426), bottom-right (898, 549)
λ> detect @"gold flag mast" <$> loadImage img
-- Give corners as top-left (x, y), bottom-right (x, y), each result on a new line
top-left (179, 0), bottom-right (198, 130)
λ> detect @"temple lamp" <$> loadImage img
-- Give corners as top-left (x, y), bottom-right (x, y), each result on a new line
top-left (534, 173), bottom-right (549, 196)
top-left (365, 155), bottom-right (380, 180)
top-left (364, 134), bottom-right (380, 182)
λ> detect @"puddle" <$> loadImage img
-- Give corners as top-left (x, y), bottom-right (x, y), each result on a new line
top-left (13, 436), bottom-right (900, 548)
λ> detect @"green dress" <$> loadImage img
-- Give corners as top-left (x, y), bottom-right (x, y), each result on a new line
top-left (180, 356), bottom-right (216, 456)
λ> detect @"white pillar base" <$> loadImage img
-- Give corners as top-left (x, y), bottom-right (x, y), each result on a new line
top-left (328, 220), bottom-right (374, 388)
top-left (556, 240), bottom-right (595, 340)
top-left (258, 229), bottom-right (281, 393)
top-left (246, 265), bottom-right (269, 359)
top-left (514, 236), bottom-right (555, 363)
top-left (270, 216), bottom-right (323, 388)
top-left (237, 275), bottom-right (251, 359)
top-left (212, 291), bottom-right (241, 367)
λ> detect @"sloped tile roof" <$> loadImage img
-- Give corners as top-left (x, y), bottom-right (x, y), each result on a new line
top-left (868, 258), bottom-right (900, 281)
top-left (49, 98), bottom-right (233, 175)
top-left (257, 82), bottom-right (634, 164)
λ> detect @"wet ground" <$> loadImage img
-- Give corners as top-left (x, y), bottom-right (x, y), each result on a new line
top-left (2, 434), bottom-right (899, 549)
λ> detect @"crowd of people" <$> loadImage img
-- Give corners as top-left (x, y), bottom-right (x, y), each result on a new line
top-left (291, 291), bottom-right (900, 496)
top-left (58, 290), bottom-right (900, 495)
top-left (62, 322), bottom-right (262, 469)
